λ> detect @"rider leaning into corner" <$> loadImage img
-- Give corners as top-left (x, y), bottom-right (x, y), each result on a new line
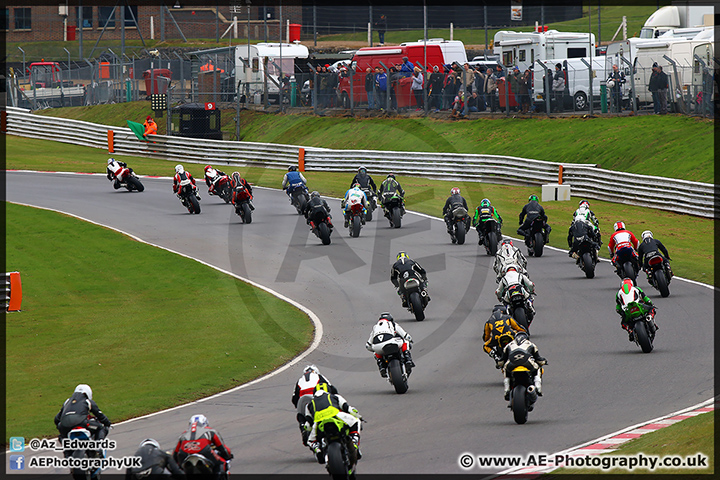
top-left (306, 383), bottom-right (363, 464)
top-left (292, 365), bottom-right (339, 447)
top-left (172, 165), bottom-right (199, 197)
top-left (204, 165), bottom-right (227, 195)
top-left (125, 438), bottom-right (185, 480)
top-left (173, 414), bottom-right (232, 478)
top-left (615, 278), bottom-right (658, 341)
top-left (637, 230), bottom-right (673, 281)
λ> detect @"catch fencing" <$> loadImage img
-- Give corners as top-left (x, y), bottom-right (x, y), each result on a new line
top-left (4, 106), bottom-right (717, 219)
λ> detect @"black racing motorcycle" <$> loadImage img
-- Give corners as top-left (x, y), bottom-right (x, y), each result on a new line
top-left (360, 187), bottom-right (377, 221)
top-left (476, 218), bottom-right (502, 255)
top-left (288, 184), bottom-right (310, 215)
top-left (399, 271), bottom-right (429, 321)
top-left (181, 453), bottom-right (230, 480)
top-left (507, 363), bottom-right (545, 425)
top-left (644, 253), bottom-right (672, 297)
top-left (613, 246), bottom-right (640, 284)
top-left (569, 221), bottom-right (599, 278)
top-left (308, 206), bottom-right (333, 245)
top-left (524, 217), bottom-right (548, 257)
top-left (381, 192), bottom-right (405, 228)
top-left (449, 206), bottom-right (472, 245)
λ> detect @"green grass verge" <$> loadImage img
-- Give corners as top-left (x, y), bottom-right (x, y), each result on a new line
top-left (5, 202), bottom-right (314, 441)
top-left (35, 106), bottom-right (714, 183)
top-left (6, 135), bottom-right (715, 286)
top-left (317, 5), bottom-right (658, 45)
top-left (550, 411), bottom-right (714, 475)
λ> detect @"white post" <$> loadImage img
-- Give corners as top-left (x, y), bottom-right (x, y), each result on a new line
top-left (286, 19), bottom-right (290, 43)
top-left (368, 22), bottom-right (371, 46)
top-left (150, 16), bottom-right (154, 40)
top-left (233, 16), bottom-right (238, 39)
top-left (64, 16), bottom-right (67, 41)
top-left (535, 20), bottom-right (538, 32)
top-left (622, 16), bottom-right (627, 41)
top-left (450, 23), bottom-right (453, 41)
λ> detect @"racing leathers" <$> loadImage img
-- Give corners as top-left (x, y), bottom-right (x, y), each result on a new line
top-left (292, 371), bottom-right (338, 446)
top-left (303, 196), bottom-right (333, 229)
top-left (350, 172), bottom-right (377, 193)
top-left (282, 170), bottom-right (308, 197)
top-left (391, 257), bottom-right (429, 307)
top-left (365, 318), bottom-right (415, 375)
top-left (616, 284), bottom-right (657, 338)
top-left (204, 167), bottom-right (227, 196)
top-left (608, 228), bottom-right (639, 274)
top-left (443, 193), bottom-right (470, 240)
top-left (54, 392), bottom-right (112, 441)
top-left (107, 159), bottom-right (130, 188)
top-left (306, 391), bottom-right (362, 464)
top-left (638, 237), bottom-right (673, 281)
top-left (126, 442), bottom-right (185, 480)
top-left (230, 173), bottom-right (254, 210)
top-left (483, 306), bottom-right (527, 366)
top-left (341, 186), bottom-right (368, 227)
top-left (173, 423), bottom-right (232, 477)
top-left (173, 170), bottom-right (198, 197)
top-left (472, 204), bottom-right (503, 244)
top-left (496, 270), bottom-right (536, 316)
top-left (378, 177), bottom-right (405, 212)
top-left (572, 206), bottom-right (601, 245)
top-left (517, 200), bottom-right (551, 241)
top-left (500, 337), bottom-right (547, 399)
top-left (493, 243), bottom-right (529, 282)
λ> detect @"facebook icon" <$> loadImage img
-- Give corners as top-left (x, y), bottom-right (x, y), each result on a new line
top-left (9, 455), bottom-right (25, 470)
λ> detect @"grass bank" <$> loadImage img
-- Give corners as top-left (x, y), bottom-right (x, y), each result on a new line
top-left (6, 135), bottom-right (715, 286)
top-left (551, 411), bottom-right (714, 475)
top-left (36, 106), bottom-right (714, 183)
top-left (5, 203), bottom-right (314, 440)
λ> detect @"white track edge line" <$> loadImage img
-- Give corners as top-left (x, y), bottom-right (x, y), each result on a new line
top-left (7, 201), bottom-right (324, 428)
top-left (8, 170), bottom-right (716, 291)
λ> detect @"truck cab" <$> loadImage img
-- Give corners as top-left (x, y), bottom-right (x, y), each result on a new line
top-left (235, 42), bottom-right (309, 104)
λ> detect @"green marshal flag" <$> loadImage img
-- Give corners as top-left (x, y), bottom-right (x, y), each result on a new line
top-left (126, 120), bottom-right (147, 141)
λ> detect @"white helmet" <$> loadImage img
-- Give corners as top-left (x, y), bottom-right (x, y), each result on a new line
top-left (74, 384), bottom-right (93, 400)
top-left (107, 158), bottom-right (115, 165)
top-left (189, 414), bottom-right (208, 428)
top-left (641, 230), bottom-right (653, 240)
top-left (175, 164), bottom-right (184, 174)
top-left (140, 439), bottom-right (161, 449)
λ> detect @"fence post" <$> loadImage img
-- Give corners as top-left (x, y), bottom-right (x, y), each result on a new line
top-left (558, 165), bottom-right (563, 184)
top-left (107, 130), bottom-right (115, 152)
top-left (298, 147), bottom-right (306, 171)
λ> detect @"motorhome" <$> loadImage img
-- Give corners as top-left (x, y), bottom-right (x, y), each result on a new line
top-left (493, 30), bottom-right (596, 71)
top-left (640, 4), bottom-right (714, 39)
top-left (234, 42), bottom-right (309, 103)
top-left (337, 38), bottom-right (467, 108)
top-left (631, 29), bottom-right (714, 107)
top-left (532, 57), bottom-right (607, 111)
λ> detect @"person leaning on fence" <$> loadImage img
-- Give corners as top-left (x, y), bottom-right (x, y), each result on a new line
top-left (607, 64), bottom-right (626, 113)
top-left (365, 67), bottom-right (375, 110)
top-left (443, 70), bottom-right (458, 110)
top-left (656, 65), bottom-right (669, 115)
top-left (411, 66), bottom-right (424, 111)
top-left (552, 63), bottom-right (565, 113)
top-left (484, 68), bottom-right (498, 112)
top-left (375, 67), bottom-right (388, 111)
top-left (473, 67), bottom-right (486, 111)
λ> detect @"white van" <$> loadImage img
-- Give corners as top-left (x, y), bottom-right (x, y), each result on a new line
top-left (234, 43), bottom-right (309, 103)
top-left (493, 30), bottom-right (596, 71)
top-left (533, 57), bottom-right (607, 110)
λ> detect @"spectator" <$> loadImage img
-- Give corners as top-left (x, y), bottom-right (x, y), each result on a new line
top-left (411, 66), bottom-right (424, 110)
top-left (494, 64), bottom-right (506, 80)
top-left (443, 70), bottom-right (457, 110)
top-left (365, 67), bottom-right (375, 110)
top-left (509, 66), bottom-right (522, 111)
top-left (388, 66), bottom-right (400, 111)
top-left (607, 64), bottom-right (626, 113)
top-left (521, 68), bottom-right (533, 113)
top-left (375, 14), bottom-right (387, 46)
top-left (328, 66), bottom-right (339, 107)
top-left (399, 56), bottom-right (414, 78)
top-left (375, 67), bottom-right (388, 110)
top-left (462, 63), bottom-right (474, 95)
top-left (429, 65), bottom-right (444, 112)
top-left (473, 66), bottom-right (486, 111)
top-left (656, 65), bottom-right (669, 115)
top-left (466, 91), bottom-right (479, 113)
top-left (552, 63), bottom-right (565, 113)
top-left (483, 68), bottom-right (498, 112)
top-left (648, 62), bottom-right (661, 114)
top-left (319, 65), bottom-right (330, 108)
top-left (451, 91), bottom-right (465, 118)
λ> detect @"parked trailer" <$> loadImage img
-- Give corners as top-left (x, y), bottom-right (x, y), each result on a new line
top-left (493, 30), bottom-right (596, 72)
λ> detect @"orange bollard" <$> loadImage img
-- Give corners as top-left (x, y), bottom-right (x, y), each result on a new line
top-left (298, 147), bottom-right (305, 172)
top-left (7, 272), bottom-right (22, 312)
top-left (558, 165), bottom-right (564, 185)
top-left (107, 130), bottom-right (115, 153)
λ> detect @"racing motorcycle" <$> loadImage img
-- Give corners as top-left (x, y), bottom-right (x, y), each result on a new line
top-left (524, 217), bottom-right (548, 257)
top-left (381, 192), bottom-right (405, 228)
top-left (500, 284), bottom-right (535, 332)
top-left (231, 182), bottom-right (253, 224)
top-left (507, 363), bottom-right (544, 425)
top-left (368, 334), bottom-right (411, 394)
top-left (181, 453), bottom-right (230, 480)
top-left (288, 184), bottom-right (310, 215)
top-left (308, 207), bottom-right (333, 246)
top-left (613, 246), bottom-right (640, 284)
top-left (346, 198), bottom-right (366, 238)
top-left (643, 253), bottom-right (672, 297)
top-left (315, 415), bottom-right (361, 479)
top-left (477, 218), bottom-right (502, 255)
top-left (67, 424), bottom-right (107, 480)
top-left (398, 271), bottom-right (429, 321)
top-left (620, 299), bottom-right (658, 354)
top-left (109, 164), bottom-right (144, 192)
top-left (360, 187), bottom-right (377, 221)
top-left (569, 221), bottom-right (598, 278)
top-left (177, 179), bottom-right (201, 214)
top-left (209, 174), bottom-right (233, 204)
top-left (449, 206), bottom-right (472, 245)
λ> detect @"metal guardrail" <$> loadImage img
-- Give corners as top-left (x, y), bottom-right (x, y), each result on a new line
top-left (4, 106), bottom-right (717, 218)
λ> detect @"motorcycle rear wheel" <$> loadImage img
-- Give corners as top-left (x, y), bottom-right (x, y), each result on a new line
top-left (409, 292), bottom-right (425, 321)
top-left (318, 222), bottom-right (332, 245)
top-left (487, 231), bottom-right (498, 256)
top-left (511, 385), bottom-right (529, 424)
top-left (623, 261), bottom-right (636, 283)
top-left (654, 269), bottom-right (670, 298)
top-left (241, 203), bottom-right (252, 224)
top-left (513, 307), bottom-right (529, 333)
top-left (533, 232), bottom-right (544, 257)
top-left (392, 207), bottom-right (402, 228)
top-left (188, 195), bottom-right (201, 214)
top-left (582, 252), bottom-right (595, 279)
top-left (326, 442), bottom-right (348, 479)
top-left (127, 176), bottom-right (144, 192)
top-left (634, 321), bottom-right (654, 353)
top-left (351, 215), bottom-right (362, 237)
top-left (388, 358), bottom-right (408, 394)
top-left (455, 221), bottom-right (466, 245)
top-left (365, 208), bottom-right (373, 222)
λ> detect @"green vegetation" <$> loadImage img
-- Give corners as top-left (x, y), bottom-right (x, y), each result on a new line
top-left (36, 106), bottom-right (714, 183)
top-left (552, 411), bottom-right (714, 475)
top-left (5, 202), bottom-right (314, 440)
top-left (318, 5), bottom-right (659, 45)
top-left (6, 135), bottom-right (714, 286)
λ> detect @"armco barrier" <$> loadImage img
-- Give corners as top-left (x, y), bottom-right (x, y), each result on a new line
top-left (5, 106), bottom-right (717, 218)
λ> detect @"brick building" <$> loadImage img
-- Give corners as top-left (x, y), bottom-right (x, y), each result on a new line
top-left (3, 4), bottom-right (302, 43)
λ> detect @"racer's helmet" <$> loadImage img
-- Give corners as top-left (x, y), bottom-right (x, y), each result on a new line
top-left (352, 183), bottom-right (361, 189)
top-left (641, 230), bottom-right (653, 240)
top-left (175, 164), bottom-right (184, 174)
top-left (189, 414), bottom-right (208, 428)
top-left (74, 384), bottom-right (92, 400)
top-left (503, 264), bottom-right (518, 274)
top-left (387, 173), bottom-right (396, 179)
top-left (139, 439), bottom-right (161, 450)
top-left (311, 191), bottom-right (320, 198)
top-left (500, 238), bottom-right (514, 248)
top-left (204, 165), bottom-right (212, 173)
top-left (378, 312), bottom-right (394, 323)
top-left (396, 251), bottom-right (408, 261)
top-left (614, 221), bottom-right (625, 232)
top-left (618, 279), bottom-right (639, 306)
top-left (107, 158), bottom-right (115, 165)
top-left (304, 364), bottom-right (319, 375)
top-left (578, 200), bottom-right (589, 208)
top-left (451, 187), bottom-right (461, 195)
top-left (288, 165), bottom-right (297, 172)
top-left (514, 332), bottom-right (529, 345)
top-left (480, 198), bottom-right (491, 208)
top-left (358, 166), bottom-right (367, 175)
top-left (528, 194), bottom-right (539, 202)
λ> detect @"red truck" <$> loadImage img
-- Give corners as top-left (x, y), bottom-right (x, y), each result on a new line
top-left (337, 39), bottom-right (468, 109)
